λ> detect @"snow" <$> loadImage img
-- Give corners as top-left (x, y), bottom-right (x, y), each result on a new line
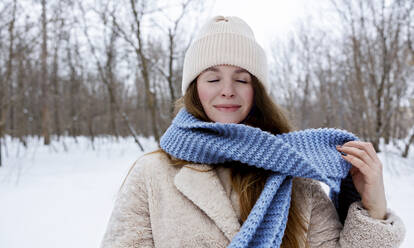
top-left (0, 135), bottom-right (158, 248)
top-left (0, 135), bottom-right (413, 247)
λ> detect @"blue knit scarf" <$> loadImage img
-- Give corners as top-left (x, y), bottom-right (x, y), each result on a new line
top-left (160, 108), bottom-right (360, 248)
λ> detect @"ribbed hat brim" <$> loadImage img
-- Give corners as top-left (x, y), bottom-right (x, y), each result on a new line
top-left (182, 33), bottom-right (268, 95)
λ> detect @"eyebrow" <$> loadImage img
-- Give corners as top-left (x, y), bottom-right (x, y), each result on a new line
top-left (202, 67), bottom-right (249, 74)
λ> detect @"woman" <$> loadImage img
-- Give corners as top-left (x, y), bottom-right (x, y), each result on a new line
top-left (101, 16), bottom-right (405, 248)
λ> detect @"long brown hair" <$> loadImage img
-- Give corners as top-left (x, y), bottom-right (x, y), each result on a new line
top-left (156, 75), bottom-right (309, 247)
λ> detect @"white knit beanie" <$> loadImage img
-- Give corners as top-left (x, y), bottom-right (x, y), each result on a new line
top-left (181, 15), bottom-right (269, 95)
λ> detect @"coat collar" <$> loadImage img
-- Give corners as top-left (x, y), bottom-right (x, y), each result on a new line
top-left (174, 163), bottom-right (241, 241)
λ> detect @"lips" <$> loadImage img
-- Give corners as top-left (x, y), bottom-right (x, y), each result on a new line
top-left (213, 104), bottom-right (241, 112)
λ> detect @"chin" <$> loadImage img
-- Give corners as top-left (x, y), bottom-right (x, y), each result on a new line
top-left (215, 117), bottom-right (243, 124)
top-left (218, 120), bottom-right (238, 124)
top-left (207, 110), bottom-right (247, 124)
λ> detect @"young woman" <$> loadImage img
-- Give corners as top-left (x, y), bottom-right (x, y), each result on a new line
top-left (101, 16), bottom-right (405, 248)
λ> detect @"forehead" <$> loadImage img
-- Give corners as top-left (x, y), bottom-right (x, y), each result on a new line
top-left (201, 66), bottom-right (250, 74)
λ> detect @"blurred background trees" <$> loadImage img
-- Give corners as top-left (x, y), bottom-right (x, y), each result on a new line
top-left (271, 0), bottom-right (414, 154)
top-left (0, 0), bottom-right (413, 164)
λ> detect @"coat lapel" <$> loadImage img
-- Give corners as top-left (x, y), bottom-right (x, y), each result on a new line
top-left (174, 163), bottom-right (241, 241)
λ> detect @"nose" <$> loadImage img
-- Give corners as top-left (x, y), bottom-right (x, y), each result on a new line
top-left (220, 80), bottom-right (235, 98)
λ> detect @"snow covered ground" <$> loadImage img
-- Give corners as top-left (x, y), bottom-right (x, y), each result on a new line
top-left (0, 135), bottom-right (413, 248)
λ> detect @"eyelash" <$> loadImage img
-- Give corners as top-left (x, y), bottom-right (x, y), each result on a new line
top-left (207, 80), bottom-right (247, 83)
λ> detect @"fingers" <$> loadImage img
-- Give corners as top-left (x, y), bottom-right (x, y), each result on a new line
top-left (341, 141), bottom-right (381, 165)
top-left (336, 141), bottom-right (384, 183)
top-left (336, 145), bottom-right (376, 168)
top-left (336, 141), bottom-right (387, 218)
top-left (340, 153), bottom-right (371, 176)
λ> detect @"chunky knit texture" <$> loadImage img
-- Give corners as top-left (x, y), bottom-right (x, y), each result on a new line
top-left (160, 108), bottom-right (360, 248)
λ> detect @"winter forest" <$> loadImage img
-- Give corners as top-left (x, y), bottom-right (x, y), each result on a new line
top-left (0, 0), bottom-right (413, 247)
top-left (0, 0), bottom-right (413, 157)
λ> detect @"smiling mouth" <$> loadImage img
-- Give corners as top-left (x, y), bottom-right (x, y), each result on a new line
top-left (213, 105), bottom-right (241, 112)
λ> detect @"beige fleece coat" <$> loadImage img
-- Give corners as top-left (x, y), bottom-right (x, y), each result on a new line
top-left (101, 152), bottom-right (405, 248)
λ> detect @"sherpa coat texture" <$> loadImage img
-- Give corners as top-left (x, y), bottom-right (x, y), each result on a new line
top-left (100, 152), bottom-right (405, 248)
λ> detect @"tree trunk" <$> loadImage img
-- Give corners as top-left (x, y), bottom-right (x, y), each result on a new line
top-left (52, 30), bottom-right (62, 139)
top-left (402, 132), bottom-right (414, 158)
top-left (41, 0), bottom-right (50, 145)
top-left (0, 0), bottom-right (17, 166)
top-left (130, 0), bottom-right (160, 142)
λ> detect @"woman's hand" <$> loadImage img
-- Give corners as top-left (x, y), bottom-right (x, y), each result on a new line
top-left (336, 141), bottom-right (387, 220)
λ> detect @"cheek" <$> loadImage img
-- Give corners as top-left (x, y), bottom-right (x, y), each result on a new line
top-left (197, 90), bottom-right (209, 103)
top-left (197, 83), bottom-right (213, 104)
top-left (241, 86), bottom-right (254, 106)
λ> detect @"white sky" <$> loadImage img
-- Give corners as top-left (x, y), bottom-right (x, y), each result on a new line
top-left (208, 0), bottom-right (329, 53)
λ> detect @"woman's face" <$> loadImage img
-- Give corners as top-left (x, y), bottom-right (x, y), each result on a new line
top-left (196, 65), bottom-right (254, 124)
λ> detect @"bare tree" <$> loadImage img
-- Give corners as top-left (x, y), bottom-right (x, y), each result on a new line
top-left (151, 0), bottom-right (202, 118)
top-left (79, 1), bottom-right (144, 150)
top-left (0, 0), bottom-right (411, 159)
top-left (0, 0), bottom-right (17, 166)
top-left (40, 0), bottom-right (50, 145)
top-left (327, 0), bottom-right (413, 151)
top-left (270, 0), bottom-right (413, 155)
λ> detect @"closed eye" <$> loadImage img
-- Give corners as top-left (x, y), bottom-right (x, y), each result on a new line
top-left (207, 80), bottom-right (248, 83)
